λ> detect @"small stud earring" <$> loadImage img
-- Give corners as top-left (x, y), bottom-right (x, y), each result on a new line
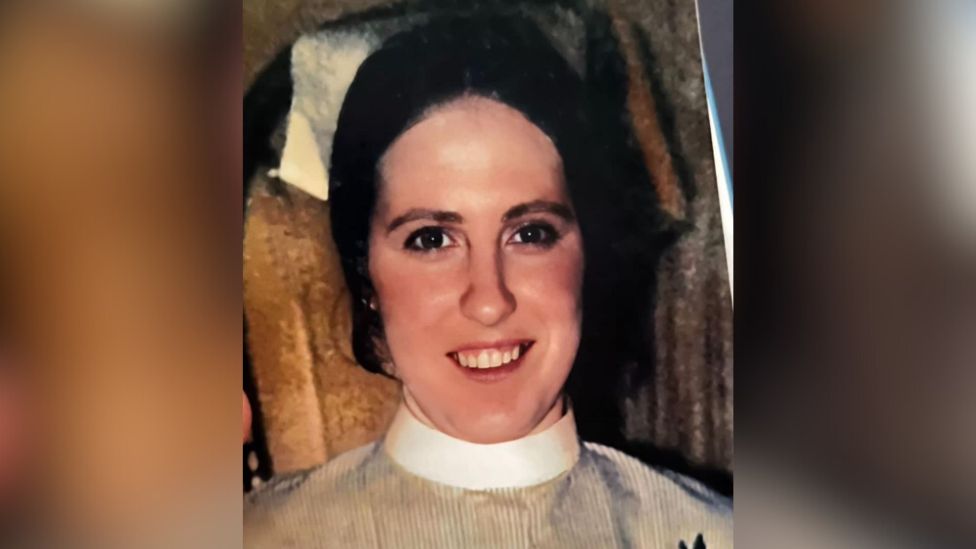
top-left (368, 297), bottom-right (378, 311)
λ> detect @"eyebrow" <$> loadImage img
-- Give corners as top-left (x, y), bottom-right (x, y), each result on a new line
top-left (386, 209), bottom-right (464, 234)
top-left (502, 200), bottom-right (576, 223)
top-left (385, 200), bottom-right (575, 234)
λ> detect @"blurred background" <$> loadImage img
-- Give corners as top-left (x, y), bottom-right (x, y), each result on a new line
top-left (0, 1), bottom-right (240, 547)
top-left (737, 0), bottom-right (976, 546)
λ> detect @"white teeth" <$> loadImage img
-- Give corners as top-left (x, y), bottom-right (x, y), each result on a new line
top-left (453, 344), bottom-right (529, 369)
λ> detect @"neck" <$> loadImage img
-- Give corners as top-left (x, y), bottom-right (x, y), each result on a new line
top-left (402, 389), bottom-right (566, 443)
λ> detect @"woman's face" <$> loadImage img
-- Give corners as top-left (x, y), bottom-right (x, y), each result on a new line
top-left (368, 96), bottom-right (584, 443)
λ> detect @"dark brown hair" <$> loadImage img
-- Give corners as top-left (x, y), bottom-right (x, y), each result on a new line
top-left (328, 12), bottom-right (667, 439)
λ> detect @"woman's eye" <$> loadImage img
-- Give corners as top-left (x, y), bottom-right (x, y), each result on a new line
top-left (404, 227), bottom-right (454, 251)
top-left (510, 223), bottom-right (559, 247)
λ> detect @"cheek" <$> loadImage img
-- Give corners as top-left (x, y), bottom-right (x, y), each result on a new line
top-left (372, 244), bottom-right (584, 320)
top-left (369, 236), bottom-right (584, 346)
top-left (508, 244), bottom-right (585, 323)
top-left (368, 248), bottom-right (460, 335)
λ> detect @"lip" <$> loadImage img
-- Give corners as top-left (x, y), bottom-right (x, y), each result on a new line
top-left (449, 339), bottom-right (533, 354)
top-left (445, 340), bottom-right (535, 383)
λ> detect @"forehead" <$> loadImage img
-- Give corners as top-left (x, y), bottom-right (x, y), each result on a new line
top-left (377, 97), bottom-right (566, 208)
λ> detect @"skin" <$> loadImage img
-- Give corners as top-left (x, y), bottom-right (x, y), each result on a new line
top-left (368, 96), bottom-right (585, 444)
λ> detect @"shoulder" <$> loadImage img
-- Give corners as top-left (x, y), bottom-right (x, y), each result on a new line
top-left (246, 442), bottom-right (376, 508)
top-left (244, 442), bottom-right (379, 546)
top-left (581, 442), bottom-right (733, 547)
top-left (582, 442), bottom-right (731, 513)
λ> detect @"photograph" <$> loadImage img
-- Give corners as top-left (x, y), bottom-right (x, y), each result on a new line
top-left (243, 0), bottom-right (732, 546)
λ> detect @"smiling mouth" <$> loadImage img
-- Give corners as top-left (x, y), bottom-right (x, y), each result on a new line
top-left (447, 341), bottom-right (534, 370)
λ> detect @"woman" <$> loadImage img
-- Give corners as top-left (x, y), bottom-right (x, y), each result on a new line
top-left (245, 13), bottom-right (731, 548)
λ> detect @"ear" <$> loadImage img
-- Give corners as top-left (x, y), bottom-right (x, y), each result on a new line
top-left (364, 297), bottom-right (398, 379)
top-left (371, 334), bottom-right (397, 379)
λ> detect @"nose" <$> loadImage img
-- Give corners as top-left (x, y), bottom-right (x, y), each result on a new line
top-left (460, 246), bottom-right (516, 327)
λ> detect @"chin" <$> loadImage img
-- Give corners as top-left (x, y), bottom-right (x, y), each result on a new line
top-left (451, 412), bottom-right (534, 444)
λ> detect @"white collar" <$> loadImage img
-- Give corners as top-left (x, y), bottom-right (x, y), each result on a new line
top-left (382, 403), bottom-right (581, 490)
